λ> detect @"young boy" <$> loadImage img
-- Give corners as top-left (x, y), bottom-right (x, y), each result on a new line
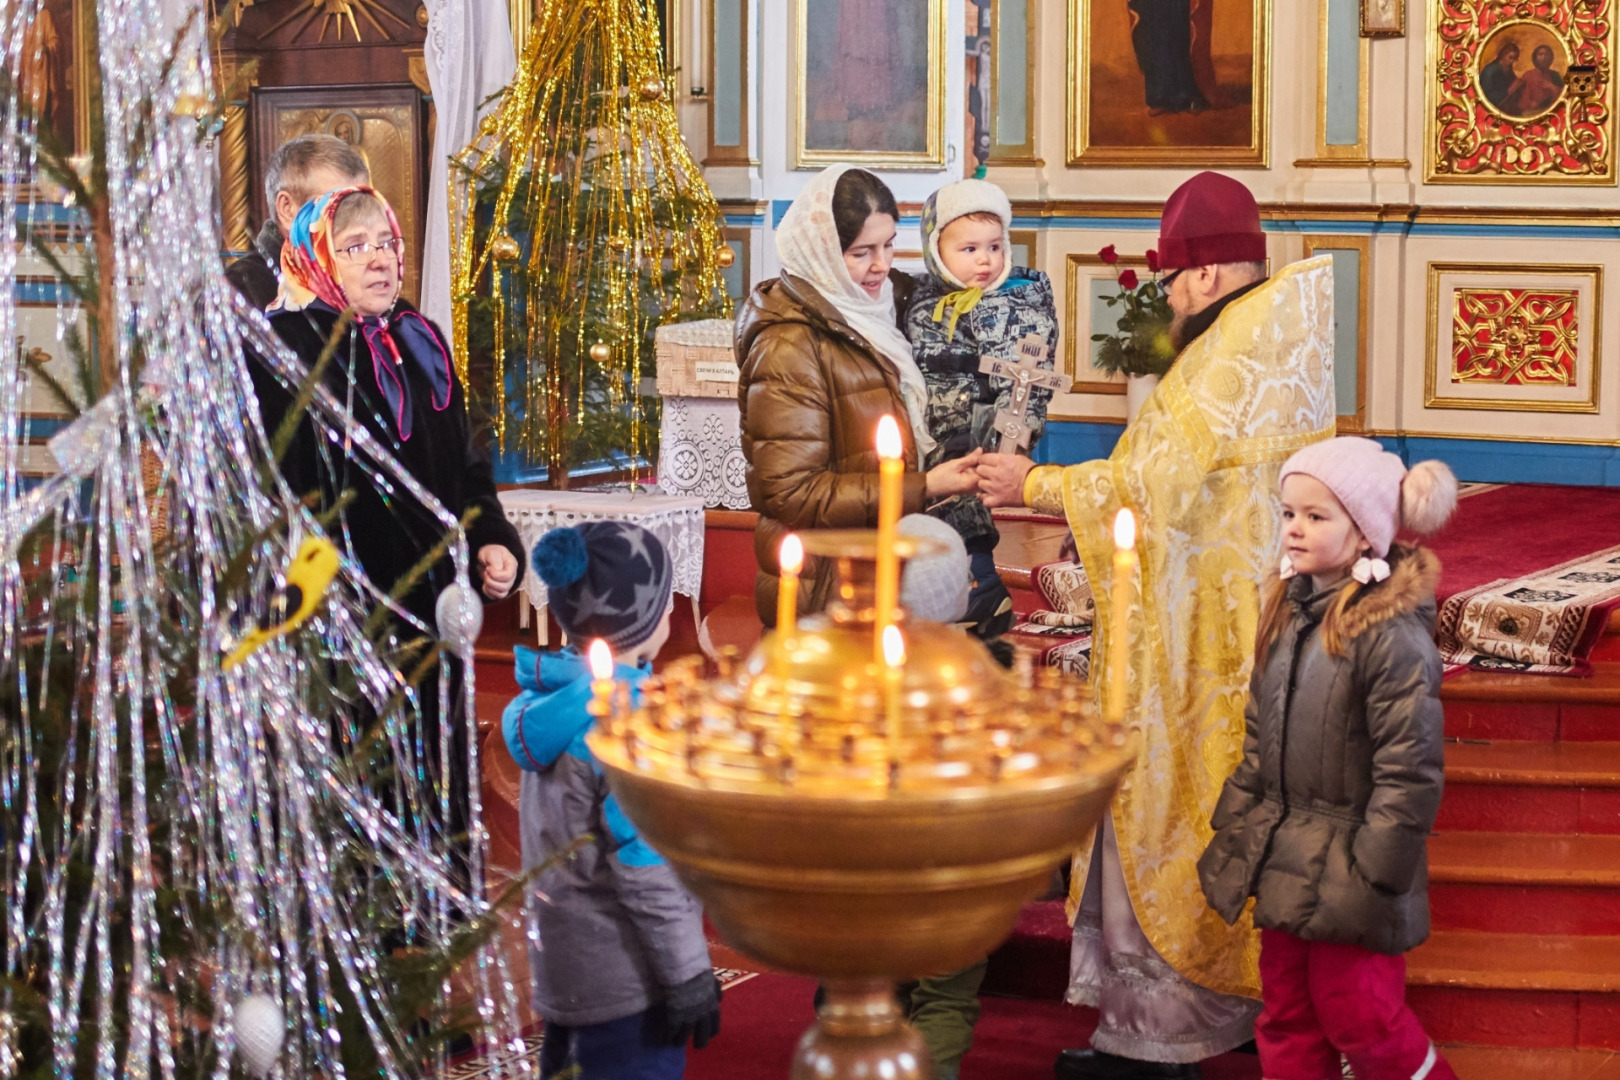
top-left (905, 179), bottom-right (1060, 639)
top-left (504, 521), bottom-right (720, 1078)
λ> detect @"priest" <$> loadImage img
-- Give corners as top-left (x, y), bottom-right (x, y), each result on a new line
top-left (977, 172), bottom-right (1336, 1080)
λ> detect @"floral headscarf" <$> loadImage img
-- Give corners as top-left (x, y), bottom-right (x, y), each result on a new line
top-left (272, 186), bottom-right (452, 440)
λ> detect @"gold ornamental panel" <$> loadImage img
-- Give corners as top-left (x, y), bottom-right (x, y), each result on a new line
top-left (1426, 0), bottom-right (1617, 185)
top-left (1425, 262), bottom-right (1603, 413)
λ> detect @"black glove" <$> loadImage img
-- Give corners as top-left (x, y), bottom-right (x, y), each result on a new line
top-left (663, 970), bottom-right (722, 1049)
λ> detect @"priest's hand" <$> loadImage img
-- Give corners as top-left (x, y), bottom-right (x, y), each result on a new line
top-left (478, 544), bottom-right (519, 601)
top-left (924, 447), bottom-right (983, 500)
top-left (977, 453), bottom-right (1036, 508)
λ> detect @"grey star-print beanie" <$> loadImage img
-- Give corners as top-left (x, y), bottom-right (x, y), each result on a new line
top-left (530, 521), bottom-right (674, 652)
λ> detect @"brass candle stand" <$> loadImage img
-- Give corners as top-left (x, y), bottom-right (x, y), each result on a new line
top-left (587, 530), bottom-right (1135, 1078)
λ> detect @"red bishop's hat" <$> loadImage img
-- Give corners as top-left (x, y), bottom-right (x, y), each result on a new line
top-left (1156, 172), bottom-right (1267, 270)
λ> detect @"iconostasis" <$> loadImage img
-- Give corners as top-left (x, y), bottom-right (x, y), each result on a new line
top-left (669, 0), bottom-right (1620, 482)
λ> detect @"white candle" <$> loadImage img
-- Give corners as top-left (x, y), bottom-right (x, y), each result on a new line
top-left (1108, 510), bottom-right (1137, 724)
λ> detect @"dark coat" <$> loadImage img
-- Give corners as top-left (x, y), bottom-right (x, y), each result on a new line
top-left (904, 267), bottom-right (1059, 552)
top-left (735, 269), bottom-right (927, 624)
top-left (225, 220), bottom-right (283, 311)
top-left (1197, 546), bottom-right (1446, 955)
top-left (248, 301), bottom-right (524, 632)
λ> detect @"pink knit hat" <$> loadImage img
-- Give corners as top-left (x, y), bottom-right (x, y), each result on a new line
top-left (1279, 437), bottom-right (1458, 558)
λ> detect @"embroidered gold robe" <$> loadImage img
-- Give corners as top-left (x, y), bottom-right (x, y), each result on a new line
top-left (1023, 256), bottom-right (1337, 998)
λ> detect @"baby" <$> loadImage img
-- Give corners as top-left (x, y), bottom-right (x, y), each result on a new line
top-left (905, 178), bottom-right (1060, 639)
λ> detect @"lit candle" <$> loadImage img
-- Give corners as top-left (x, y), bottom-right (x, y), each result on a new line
top-left (882, 623), bottom-right (906, 749)
top-left (874, 415), bottom-right (904, 662)
top-left (1107, 509), bottom-right (1137, 724)
top-left (777, 534), bottom-right (803, 638)
top-left (588, 638), bottom-right (615, 723)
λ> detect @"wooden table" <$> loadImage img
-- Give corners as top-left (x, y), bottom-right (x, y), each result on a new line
top-left (993, 515), bottom-right (1072, 595)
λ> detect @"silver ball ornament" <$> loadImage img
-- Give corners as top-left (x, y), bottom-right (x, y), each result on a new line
top-left (436, 582), bottom-right (484, 654)
top-left (234, 994), bottom-right (285, 1079)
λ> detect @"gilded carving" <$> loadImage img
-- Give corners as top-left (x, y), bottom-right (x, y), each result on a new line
top-left (1452, 287), bottom-right (1579, 384)
top-left (1427, 0), bottom-right (1616, 184)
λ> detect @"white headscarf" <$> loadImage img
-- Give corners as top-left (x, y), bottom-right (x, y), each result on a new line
top-left (775, 165), bottom-right (937, 459)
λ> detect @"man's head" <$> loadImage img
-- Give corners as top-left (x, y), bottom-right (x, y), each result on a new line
top-left (1495, 40), bottom-right (1520, 70)
top-left (1533, 44), bottom-right (1555, 71)
top-left (1155, 172), bottom-right (1268, 347)
top-left (263, 134), bottom-right (370, 235)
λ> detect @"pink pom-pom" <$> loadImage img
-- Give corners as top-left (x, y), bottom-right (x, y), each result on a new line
top-left (1401, 460), bottom-right (1457, 535)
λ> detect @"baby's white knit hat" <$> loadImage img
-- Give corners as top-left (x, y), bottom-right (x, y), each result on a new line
top-left (923, 179), bottom-right (1014, 292)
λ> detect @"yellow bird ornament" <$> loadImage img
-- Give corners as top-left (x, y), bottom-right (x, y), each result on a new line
top-left (222, 537), bottom-right (341, 671)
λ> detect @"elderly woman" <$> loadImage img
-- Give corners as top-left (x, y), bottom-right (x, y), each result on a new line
top-left (250, 185), bottom-right (523, 620)
top-left (737, 167), bottom-right (981, 624)
top-left (247, 186), bottom-right (523, 889)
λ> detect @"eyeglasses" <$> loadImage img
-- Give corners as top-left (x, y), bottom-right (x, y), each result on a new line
top-left (1154, 268), bottom-right (1183, 292)
top-left (334, 236), bottom-right (403, 263)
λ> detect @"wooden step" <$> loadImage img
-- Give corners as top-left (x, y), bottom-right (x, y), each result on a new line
top-left (1410, 930), bottom-right (1620, 993)
top-left (1438, 741), bottom-right (1620, 834)
top-left (1430, 833), bottom-right (1620, 935)
top-left (1431, 832), bottom-right (1620, 887)
top-left (1445, 741), bottom-right (1620, 788)
top-left (1444, 1045), bottom-right (1620, 1080)
top-left (1408, 931), bottom-right (1620, 1050)
top-left (1442, 662), bottom-right (1620, 742)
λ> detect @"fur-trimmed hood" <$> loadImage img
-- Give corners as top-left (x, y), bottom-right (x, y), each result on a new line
top-left (1285, 543), bottom-right (1441, 644)
top-left (1335, 544), bottom-right (1441, 643)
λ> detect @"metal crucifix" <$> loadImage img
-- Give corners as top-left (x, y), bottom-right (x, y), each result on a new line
top-left (979, 333), bottom-right (1066, 454)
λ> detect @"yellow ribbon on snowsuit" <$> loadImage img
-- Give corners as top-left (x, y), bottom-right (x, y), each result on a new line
top-left (931, 287), bottom-right (984, 340)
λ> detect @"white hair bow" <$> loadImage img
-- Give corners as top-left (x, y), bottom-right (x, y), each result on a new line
top-left (1352, 556), bottom-right (1391, 585)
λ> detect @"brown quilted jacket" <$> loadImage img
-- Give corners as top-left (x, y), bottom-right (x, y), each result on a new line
top-left (735, 269), bottom-right (927, 625)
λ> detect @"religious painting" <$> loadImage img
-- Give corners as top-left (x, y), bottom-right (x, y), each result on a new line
top-left (1426, 3), bottom-right (1615, 184)
top-left (794, 0), bottom-right (946, 168)
top-left (1064, 252), bottom-right (1151, 395)
top-left (6, 0), bottom-right (92, 178)
top-left (1361, 0), bottom-right (1403, 38)
top-left (251, 85), bottom-right (426, 302)
top-left (1425, 263), bottom-right (1603, 413)
top-left (1068, 0), bottom-right (1271, 166)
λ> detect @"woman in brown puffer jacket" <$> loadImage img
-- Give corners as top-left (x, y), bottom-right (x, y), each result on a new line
top-left (737, 167), bottom-right (982, 624)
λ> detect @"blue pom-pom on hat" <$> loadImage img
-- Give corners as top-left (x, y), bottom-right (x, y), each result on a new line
top-left (532, 526), bottom-right (590, 589)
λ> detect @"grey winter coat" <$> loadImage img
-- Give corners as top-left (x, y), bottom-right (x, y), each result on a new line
top-left (503, 646), bottom-right (712, 1026)
top-left (1197, 546), bottom-right (1446, 955)
top-left (904, 267), bottom-right (1059, 550)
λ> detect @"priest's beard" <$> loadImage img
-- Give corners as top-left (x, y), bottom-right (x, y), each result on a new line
top-left (1169, 309), bottom-right (1192, 353)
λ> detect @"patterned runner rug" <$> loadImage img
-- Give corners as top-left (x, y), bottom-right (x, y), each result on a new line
top-left (1435, 542), bottom-right (1620, 677)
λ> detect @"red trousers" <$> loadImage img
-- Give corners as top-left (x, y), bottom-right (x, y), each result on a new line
top-left (1256, 930), bottom-right (1459, 1080)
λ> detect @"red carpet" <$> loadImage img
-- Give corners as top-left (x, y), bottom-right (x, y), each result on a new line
top-left (1423, 483), bottom-right (1620, 599)
top-left (687, 971), bottom-right (1263, 1080)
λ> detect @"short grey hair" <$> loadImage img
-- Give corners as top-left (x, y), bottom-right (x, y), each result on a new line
top-left (262, 134), bottom-right (370, 215)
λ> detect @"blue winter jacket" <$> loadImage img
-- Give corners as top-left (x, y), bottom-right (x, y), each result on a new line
top-left (502, 646), bottom-right (711, 1026)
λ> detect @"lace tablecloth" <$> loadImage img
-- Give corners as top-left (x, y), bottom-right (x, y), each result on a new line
top-left (500, 489), bottom-right (707, 642)
top-left (657, 397), bottom-right (751, 510)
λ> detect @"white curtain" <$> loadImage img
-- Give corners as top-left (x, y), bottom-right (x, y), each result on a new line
top-left (421, 0), bottom-right (517, 339)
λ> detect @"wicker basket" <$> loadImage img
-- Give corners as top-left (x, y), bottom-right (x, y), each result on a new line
top-left (654, 319), bottom-right (739, 399)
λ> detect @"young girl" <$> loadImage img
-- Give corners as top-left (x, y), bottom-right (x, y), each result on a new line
top-left (1197, 436), bottom-right (1460, 1080)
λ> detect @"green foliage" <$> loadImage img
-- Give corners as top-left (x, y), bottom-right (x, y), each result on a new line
top-left (1090, 268), bottom-right (1177, 380)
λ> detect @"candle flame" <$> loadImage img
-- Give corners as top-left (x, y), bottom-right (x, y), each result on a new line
top-left (1113, 508), bottom-right (1137, 550)
top-left (882, 624), bottom-right (906, 668)
top-left (875, 415), bottom-right (903, 460)
top-left (780, 534), bottom-right (804, 575)
top-left (588, 639), bottom-right (614, 681)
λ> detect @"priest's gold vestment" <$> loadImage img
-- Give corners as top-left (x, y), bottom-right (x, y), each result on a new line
top-left (1023, 256), bottom-right (1337, 998)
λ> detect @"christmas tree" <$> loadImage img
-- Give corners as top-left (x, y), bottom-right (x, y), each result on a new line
top-left (0, 0), bottom-right (532, 1075)
top-left (450, 0), bottom-right (731, 488)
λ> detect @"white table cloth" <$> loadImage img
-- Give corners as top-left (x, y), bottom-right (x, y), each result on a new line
top-left (499, 489), bottom-right (707, 644)
top-left (656, 397), bottom-right (751, 510)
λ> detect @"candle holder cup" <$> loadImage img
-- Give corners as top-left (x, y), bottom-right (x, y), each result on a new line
top-left (588, 529), bottom-right (1135, 1079)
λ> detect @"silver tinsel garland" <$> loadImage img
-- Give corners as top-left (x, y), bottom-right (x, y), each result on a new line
top-left (0, 0), bottom-right (534, 1075)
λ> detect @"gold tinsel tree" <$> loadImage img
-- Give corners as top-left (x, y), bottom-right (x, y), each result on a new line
top-left (451, 0), bottom-right (731, 487)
